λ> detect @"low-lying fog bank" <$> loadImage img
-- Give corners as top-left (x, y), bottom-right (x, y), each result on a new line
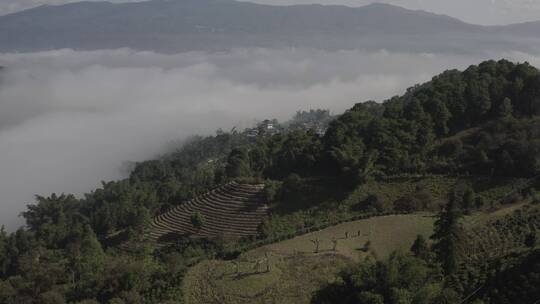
top-left (1, 48), bottom-right (539, 230)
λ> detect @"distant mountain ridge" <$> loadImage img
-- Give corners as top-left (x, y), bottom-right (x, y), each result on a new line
top-left (0, 0), bottom-right (539, 53)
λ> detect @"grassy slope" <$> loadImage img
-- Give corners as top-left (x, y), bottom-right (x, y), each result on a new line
top-left (260, 214), bottom-right (435, 261)
top-left (183, 253), bottom-right (350, 304)
top-left (183, 214), bottom-right (435, 304)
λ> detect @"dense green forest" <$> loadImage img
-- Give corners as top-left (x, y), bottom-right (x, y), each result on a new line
top-left (1, 60), bottom-right (540, 303)
top-left (226, 59), bottom-right (540, 182)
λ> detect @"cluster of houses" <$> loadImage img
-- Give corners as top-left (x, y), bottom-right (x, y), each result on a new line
top-left (298, 121), bottom-right (327, 137)
top-left (245, 119), bottom-right (328, 139)
top-left (245, 120), bottom-right (281, 139)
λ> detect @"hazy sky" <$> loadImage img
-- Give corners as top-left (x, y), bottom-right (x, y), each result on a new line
top-left (1, 0), bottom-right (540, 25)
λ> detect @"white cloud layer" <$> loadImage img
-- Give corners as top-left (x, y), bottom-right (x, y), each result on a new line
top-left (1, 48), bottom-right (540, 230)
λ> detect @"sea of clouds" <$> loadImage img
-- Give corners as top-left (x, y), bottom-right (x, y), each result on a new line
top-left (1, 48), bottom-right (539, 230)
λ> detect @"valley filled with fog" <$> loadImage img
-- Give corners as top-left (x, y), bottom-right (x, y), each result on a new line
top-left (1, 48), bottom-right (540, 230)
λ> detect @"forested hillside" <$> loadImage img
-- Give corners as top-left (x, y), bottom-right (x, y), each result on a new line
top-left (223, 59), bottom-right (540, 183)
top-left (1, 60), bottom-right (539, 303)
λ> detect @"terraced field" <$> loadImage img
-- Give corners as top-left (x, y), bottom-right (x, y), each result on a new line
top-left (148, 181), bottom-right (268, 245)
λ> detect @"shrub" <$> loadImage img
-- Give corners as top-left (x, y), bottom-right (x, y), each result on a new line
top-left (410, 235), bottom-right (430, 260)
top-left (393, 191), bottom-right (434, 212)
top-left (525, 233), bottom-right (537, 248)
top-left (263, 180), bottom-right (282, 203)
top-left (501, 192), bottom-right (522, 205)
top-left (256, 221), bottom-right (269, 239)
top-left (532, 192), bottom-right (540, 205)
top-left (362, 240), bottom-right (372, 252)
top-left (353, 194), bottom-right (385, 213)
top-left (439, 139), bottom-right (463, 157)
top-left (463, 188), bottom-right (476, 211)
top-left (475, 196), bottom-right (486, 209)
top-left (190, 212), bottom-right (205, 230)
top-left (281, 174), bottom-right (304, 205)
